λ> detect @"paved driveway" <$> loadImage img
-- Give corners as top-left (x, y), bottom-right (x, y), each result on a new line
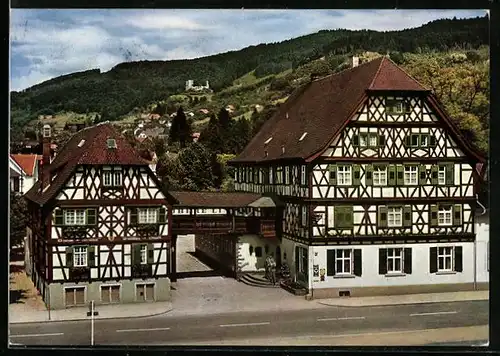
top-left (176, 234), bottom-right (212, 273)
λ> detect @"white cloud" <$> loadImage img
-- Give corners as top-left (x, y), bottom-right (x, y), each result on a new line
top-left (10, 9), bottom-right (487, 91)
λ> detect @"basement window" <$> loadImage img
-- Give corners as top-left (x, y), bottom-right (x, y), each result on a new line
top-left (299, 132), bottom-right (308, 141)
top-left (264, 137), bottom-right (273, 145)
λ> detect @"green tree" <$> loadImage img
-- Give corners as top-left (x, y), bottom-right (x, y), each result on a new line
top-left (156, 154), bottom-right (182, 191)
top-left (200, 113), bottom-right (225, 154)
top-left (169, 107), bottom-right (192, 148)
top-left (10, 192), bottom-right (28, 248)
top-left (176, 142), bottom-right (216, 191)
top-left (152, 136), bottom-right (167, 157)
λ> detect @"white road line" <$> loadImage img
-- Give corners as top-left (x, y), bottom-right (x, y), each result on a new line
top-left (116, 327), bottom-right (171, 333)
top-left (219, 322), bottom-right (270, 328)
top-left (11, 333), bottom-right (64, 338)
top-left (410, 311), bottom-right (458, 317)
top-left (317, 316), bottom-right (366, 322)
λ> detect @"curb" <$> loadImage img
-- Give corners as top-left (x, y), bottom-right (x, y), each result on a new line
top-left (10, 304), bottom-right (174, 325)
top-left (316, 297), bottom-right (488, 308)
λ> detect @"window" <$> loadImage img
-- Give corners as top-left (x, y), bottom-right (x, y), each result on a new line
top-left (73, 246), bottom-right (88, 267)
top-left (296, 246), bottom-right (308, 283)
top-left (388, 207), bottom-right (402, 227)
top-left (438, 206), bottom-right (453, 226)
top-left (404, 166), bottom-right (418, 185)
top-left (301, 166), bottom-right (306, 185)
top-left (140, 245), bottom-right (147, 264)
top-left (386, 248), bottom-right (403, 274)
top-left (360, 134), bottom-right (367, 147)
top-left (65, 287), bottom-right (85, 306)
top-left (373, 166), bottom-right (387, 186)
top-left (358, 133), bottom-right (379, 148)
top-left (386, 99), bottom-right (404, 114)
top-left (437, 247), bottom-right (453, 272)
top-left (136, 283), bottom-right (155, 302)
top-left (106, 139), bottom-right (117, 149)
top-left (285, 166), bottom-right (290, 185)
top-left (369, 134), bottom-right (378, 147)
top-left (103, 167), bottom-right (122, 187)
top-left (406, 134), bottom-right (433, 148)
top-left (277, 167), bottom-right (283, 184)
top-left (101, 285), bottom-right (120, 303)
top-left (337, 166), bottom-right (352, 186)
top-left (64, 209), bottom-right (86, 225)
top-left (438, 165), bottom-right (446, 185)
top-left (420, 135), bottom-right (428, 147)
top-left (138, 208), bottom-right (158, 224)
top-left (335, 249), bottom-right (352, 275)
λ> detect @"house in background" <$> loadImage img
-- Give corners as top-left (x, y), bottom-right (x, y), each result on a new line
top-left (9, 154), bottom-right (42, 194)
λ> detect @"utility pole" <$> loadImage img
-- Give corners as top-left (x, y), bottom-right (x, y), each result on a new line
top-left (87, 300), bottom-right (98, 346)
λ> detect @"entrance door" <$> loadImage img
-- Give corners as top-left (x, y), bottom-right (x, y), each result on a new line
top-left (275, 246), bottom-right (282, 268)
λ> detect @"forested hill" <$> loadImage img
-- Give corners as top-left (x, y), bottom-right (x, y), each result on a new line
top-left (11, 15), bottom-right (488, 123)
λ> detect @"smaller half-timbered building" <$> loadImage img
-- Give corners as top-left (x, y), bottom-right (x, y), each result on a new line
top-left (24, 123), bottom-right (177, 309)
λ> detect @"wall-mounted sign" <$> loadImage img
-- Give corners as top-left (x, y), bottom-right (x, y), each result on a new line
top-left (313, 264), bottom-right (319, 277)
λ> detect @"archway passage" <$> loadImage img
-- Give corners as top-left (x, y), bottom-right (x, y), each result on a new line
top-left (175, 234), bottom-right (226, 279)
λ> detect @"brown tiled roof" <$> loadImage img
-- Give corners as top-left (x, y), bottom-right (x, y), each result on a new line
top-left (10, 154), bottom-right (41, 176)
top-left (169, 191), bottom-right (263, 208)
top-left (231, 56), bottom-right (429, 163)
top-left (25, 123), bottom-right (154, 206)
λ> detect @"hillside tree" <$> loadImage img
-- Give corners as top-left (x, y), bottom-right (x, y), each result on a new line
top-left (10, 192), bottom-right (28, 248)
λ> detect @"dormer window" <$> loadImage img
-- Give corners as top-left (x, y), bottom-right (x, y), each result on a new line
top-left (43, 125), bottom-right (51, 138)
top-left (386, 99), bottom-right (404, 115)
top-left (107, 139), bottom-right (117, 149)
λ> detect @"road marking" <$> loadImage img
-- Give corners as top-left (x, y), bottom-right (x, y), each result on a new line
top-left (116, 327), bottom-right (171, 333)
top-left (410, 311), bottom-right (458, 317)
top-left (219, 322), bottom-right (270, 328)
top-left (11, 333), bottom-right (64, 338)
top-left (317, 316), bottom-right (366, 321)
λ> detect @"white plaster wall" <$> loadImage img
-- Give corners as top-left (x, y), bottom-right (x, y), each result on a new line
top-left (475, 214), bottom-right (489, 283)
top-left (310, 242), bottom-right (475, 290)
top-left (280, 237), bottom-right (308, 282)
top-left (237, 234), bottom-right (278, 272)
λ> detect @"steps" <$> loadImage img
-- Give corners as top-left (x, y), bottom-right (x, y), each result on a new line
top-left (239, 272), bottom-right (281, 288)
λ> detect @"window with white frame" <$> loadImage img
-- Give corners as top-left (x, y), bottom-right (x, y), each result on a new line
top-left (140, 245), bottom-right (147, 264)
top-left (103, 167), bottom-right (122, 187)
top-left (420, 135), bottom-right (429, 147)
top-left (337, 166), bottom-right (352, 186)
top-left (404, 166), bottom-right (418, 185)
top-left (64, 209), bottom-right (86, 225)
top-left (373, 166), bottom-right (387, 186)
top-left (285, 166), bottom-right (290, 185)
top-left (301, 206), bottom-right (307, 226)
top-left (335, 249), bottom-right (352, 275)
top-left (388, 207), bottom-right (403, 227)
top-left (138, 208), bottom-right (158, 224)
top-left (359, 134), bottom-right (367, 147)
top-left (301, 166), bottom-right (306, 185)
top-left (369, 134), bottom-right (378, 147)
top-left (387, 248), bottom-right (403, 273)
top-left (73, 246), bottom-right (88, 267)
top-left (269, 167), bottom-right (274, 184)
top-left (438, 206), bottom-right (453, 226)
top-left (438, 166), bottom-right (446, 185)
top-left (438, 246), bottom-right (453, 272)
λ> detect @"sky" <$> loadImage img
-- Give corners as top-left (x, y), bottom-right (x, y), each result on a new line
top-left (10, 9), bottom-right (487, 91)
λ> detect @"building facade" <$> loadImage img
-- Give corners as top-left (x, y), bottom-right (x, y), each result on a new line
top-left (24, 123), bottom-right (177, 309)
top-left (229, 56), bottom-right (487, 298)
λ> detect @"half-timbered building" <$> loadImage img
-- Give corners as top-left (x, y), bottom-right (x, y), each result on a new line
top-left (230, 56), bottom-right (488, 298)
top-left (24, 123), bottom-right (177, 309)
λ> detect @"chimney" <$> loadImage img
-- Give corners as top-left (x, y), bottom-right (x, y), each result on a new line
top-left (40, 124), bottom-right (52, 190)
top-left (351, 56), bottom-right (360, 68)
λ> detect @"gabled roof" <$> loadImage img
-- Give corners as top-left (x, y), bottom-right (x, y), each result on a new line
top-left (24, 122), bottom-right (168, 206)
top-left (231, 56), bottom-right (430, 163)
top-left (10, 154), bottom-right (41, 176)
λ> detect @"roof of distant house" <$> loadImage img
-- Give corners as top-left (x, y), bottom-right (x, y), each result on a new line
top-left (10, 154), bottom-right (42, 176)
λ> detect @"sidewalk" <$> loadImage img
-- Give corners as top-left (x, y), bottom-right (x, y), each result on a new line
top-left (9, 301), bottom-right (173, 324)
top-left (316, 290), bottom-right (489, 307)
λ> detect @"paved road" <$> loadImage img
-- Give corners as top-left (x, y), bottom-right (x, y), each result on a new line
top-left (9, 300), bottom-right (488, 346)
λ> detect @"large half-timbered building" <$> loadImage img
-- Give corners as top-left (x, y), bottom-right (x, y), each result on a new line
top-left (24, 123), bottom-right (177, 309)
top-left (230, 56), bottom-right (488, 297)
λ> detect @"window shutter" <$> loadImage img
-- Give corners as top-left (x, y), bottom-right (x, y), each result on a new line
top-left (158, 207), bottom-right (166, 223)
top-left (378, 206), bottom-right (388, 228)
top-left (353, 249), bottom-right (362, 277)
top-left (130, 208), bottom-right (138, 225)
top-left (365, 165), bottom-right (373, 186)
top-left (334, 207), bottom-right (344, 228)
top-left (132, 244), bottom-right (142, 265)
top-left (430, 205), bottom-right (438, 227)
top-left (353, 165), bottom-right (361, 186)
top-left (54, 209), bottom-right (64, 225)
top-left (147, 243), bottom-right (154, 264)
top-left (86, 209), bottom-right (96, 225)
top-left (388, 165), bottom-right (396, 186)
top-left (327, 249), bottom-right (335, 276)
top-left (403, 206), bottom-right (412, 227)
top-left (429, 135), bottom-right (437, 147)
top-left (378, 249), bottom-right (387, 275)
top-left (429, 247), bottom-right (438, 273)
top-left (396, 165), bottom-right (404, 185)
top-left (404, 248), bottom-right (412, 274)
top-left (353, 135), bottom-right (359, 147)
top-left (328, 165), bottom-right (337, 185)
top-left (88, 246), bottom-right (96, 267)
top-left (346, 207), bottom-right (353, 228)
top-left (419, 165), bottom-right (427, 185)
top-left (295, 246), bottom-right (300, 276)
top-left (446, 164), bottom-right (454, 186)
top-left (454, 246), bottom-right (463, 272)
top-left (66, 246), bottom-right (73, 268)
top-left (431, 165), bottom-right (439, 185)
top-left (378, 134), bottom-right (385, 147)
top-left (453, 204), bottom-right (462, 226)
